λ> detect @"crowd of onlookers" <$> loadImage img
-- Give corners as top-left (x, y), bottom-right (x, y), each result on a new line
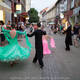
top-left (73, 23), bottom-right (80, 47)
top-left (0, 20), bottom-right (80, 48)
top-left (0, 21), bottom-right (25, 46)
top-left (0, 21), bottom-right (39, 46)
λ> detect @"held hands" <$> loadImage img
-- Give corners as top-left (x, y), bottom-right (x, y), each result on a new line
top-left (46, 35), bottom-right (52, 40)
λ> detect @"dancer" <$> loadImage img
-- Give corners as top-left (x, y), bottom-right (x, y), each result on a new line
top-left (0, 21), bottom-right (5, 46)
top-left (42, 35), bottom-right (56, 55)
top-left (64, 22), bottom-right (72, 51)
top-left (27, 23), bottom-right (46, 69)
top-left (73, 23), bottom-right (79, 47)
top-left (42, 35), bottom-right (51, 55)
top-left (0, 24), bottom-right (32, 66)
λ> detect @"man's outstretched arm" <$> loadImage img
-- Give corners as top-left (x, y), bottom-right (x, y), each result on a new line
top-left (27, 32), bottom-right (35, 37)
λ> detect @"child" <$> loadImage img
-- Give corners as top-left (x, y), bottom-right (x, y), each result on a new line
top-left (27, 23), bottom-right (46, 69)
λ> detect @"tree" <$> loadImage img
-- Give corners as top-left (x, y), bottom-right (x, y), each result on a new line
top-left (28, 8), bottom-right (39, 23)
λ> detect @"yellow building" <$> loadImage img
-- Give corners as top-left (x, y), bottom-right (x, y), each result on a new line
top-left (0, 0), bottom-right (11, 23)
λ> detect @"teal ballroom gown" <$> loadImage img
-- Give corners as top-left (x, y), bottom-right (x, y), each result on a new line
top-left (0, 28), bottom-right (32, 62)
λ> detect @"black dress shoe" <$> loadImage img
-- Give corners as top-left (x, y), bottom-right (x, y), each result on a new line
top-left (10, 63), bottom-right (14, 67)
top-left (32, 60), bottom-right (37, 64)
top-left (65, 48), bottom-right (70, 51)
top-left (40, 65), bottom-right (44, 69)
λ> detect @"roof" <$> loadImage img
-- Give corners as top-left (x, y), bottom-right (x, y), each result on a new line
top-left (20, 12), bottom-right (28, 18)
top-left (20, 12), bottom-right (28, 15)
top-left (40, 7), bottom-right (48, 14)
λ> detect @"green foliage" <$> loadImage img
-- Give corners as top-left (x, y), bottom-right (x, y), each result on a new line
top-left (28, 8), bottom-right (39, 23)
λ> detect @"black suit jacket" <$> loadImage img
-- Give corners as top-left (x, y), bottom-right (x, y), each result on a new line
top-left (27, 29), bottom-right (46, 51)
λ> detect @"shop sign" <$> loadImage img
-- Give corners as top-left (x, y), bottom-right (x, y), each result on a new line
top-left (73, 7), bottom-right (80, 15)
top-left (16, 4), bottom-right (22, 14)
top-left (16, 4), bottom-right (22, 11)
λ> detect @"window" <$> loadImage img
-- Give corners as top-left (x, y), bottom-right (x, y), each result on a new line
top-left (71, 0), bottom-right (75, 8)
top-left (64, 0), bottom-right (67, 11)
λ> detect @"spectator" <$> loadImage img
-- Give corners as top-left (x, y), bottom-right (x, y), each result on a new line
top-left (73, 23), bottom-right (79, 47)
top-left (64, 22), bottom-right (72, 51)
top-left (6, 21), bottom-right (11, 30)
top-left (0, 21), bottom-right (5, 45)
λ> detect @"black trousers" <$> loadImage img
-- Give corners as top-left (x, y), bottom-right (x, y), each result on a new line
top-left (33, 50), bottom-right (44, 66)
top-left (65, 42), bottom-right (70, 50)
top-left (1, 34), bottom-right (5, 41)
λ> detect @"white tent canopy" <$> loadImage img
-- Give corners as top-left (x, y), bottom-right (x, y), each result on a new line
top-left (48, 22), bottom-right (55, 24)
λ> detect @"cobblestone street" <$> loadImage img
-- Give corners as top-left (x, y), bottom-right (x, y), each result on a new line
top-left (0, 0), bottom-right (80, 79)
top-left (0, 32), bottom-right (80, 80)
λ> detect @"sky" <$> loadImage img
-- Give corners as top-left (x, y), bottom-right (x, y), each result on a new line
top-left (31, 0), bottom-right (57, 12)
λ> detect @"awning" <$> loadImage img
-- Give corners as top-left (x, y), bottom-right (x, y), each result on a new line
top-left (48, 22), bottom-right (55, 24)
top-left (20, 12), bottom-right (28, 18)
top-left (0, 1), bottom-right (11, 12)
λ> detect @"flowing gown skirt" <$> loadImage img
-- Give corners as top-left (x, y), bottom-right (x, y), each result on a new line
top-left (42, 38), bottom-right (51, 55)
top-left (0, 28), bottom-right (32, 62)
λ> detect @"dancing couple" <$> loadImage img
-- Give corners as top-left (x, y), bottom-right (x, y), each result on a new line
top-left (0, 22), bottom-right (56, 69)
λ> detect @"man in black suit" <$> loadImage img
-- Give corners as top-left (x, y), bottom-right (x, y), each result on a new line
top-left (27, 23), bottom-right (46, 69)
top-left (65, 22), bottom-right (72, 51)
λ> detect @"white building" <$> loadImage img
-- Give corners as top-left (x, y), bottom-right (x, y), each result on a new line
top-left (40, 8), bottom-right (48, 27)
top-left (26, 0), bottom-right (31, 12)
top-left (0, 0), bottom-right (11, 24)
top-left (44, 0), bottom-right (58, 24)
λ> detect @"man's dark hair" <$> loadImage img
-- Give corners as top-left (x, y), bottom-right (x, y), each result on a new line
top-left (0, 21), bottom-right (4, 25)
top-left (37, 22), bottom-right (41, 27)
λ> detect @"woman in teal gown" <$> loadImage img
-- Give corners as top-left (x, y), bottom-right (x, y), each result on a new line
top-left (0, 27), bottom-right (32, 63)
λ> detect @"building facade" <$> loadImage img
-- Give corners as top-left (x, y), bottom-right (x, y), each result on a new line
top-left (40, 8), bottom-right (48, 27)
top-left (0, 0), bottom-right (11, 24)
top-left (45, 6), bottom-right (56, 23)
top-left (41, 0), bottom-right (63, 25)
top-left (63, 0), bottom-right (80, 27)
top-left (10, 0), bottom-right (28, 24)
top-left (72, 0), bottom-right (80, 25)
top-left (26, 0), bottom-right (31, 12)
top-left (44, 2), bottom-right (58, 24)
